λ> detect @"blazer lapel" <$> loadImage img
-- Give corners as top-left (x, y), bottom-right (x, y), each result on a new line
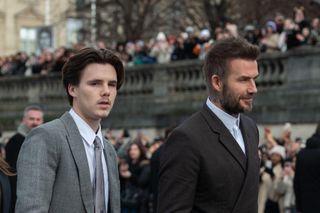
top-left (103, 139), bottom-right (120, 213)
top-left (60, 112), bottom-right (94, 213)
top-left (201, 105), bottom-right (247, 172)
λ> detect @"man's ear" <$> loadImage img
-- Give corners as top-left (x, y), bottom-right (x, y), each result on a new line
top-left (211, 74), bottom-right (223, 92)
top-left (68, 84), bottom-right (77, 98)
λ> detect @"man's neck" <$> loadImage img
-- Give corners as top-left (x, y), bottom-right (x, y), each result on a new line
top-left (71, 108), bottom-right (100, 133)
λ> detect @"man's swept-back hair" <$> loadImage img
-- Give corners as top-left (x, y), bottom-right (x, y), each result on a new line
top-left (62, 48), bottom-right (125, 106)
top-left (203, 37), bottom-right (260, 98)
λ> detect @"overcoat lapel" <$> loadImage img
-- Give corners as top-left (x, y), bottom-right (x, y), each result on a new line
top-left (60, 112), bottom-right (94, 213)
top-left (231, 114), bottom-right (260, 212)
top-left (201, 105), bottom-right (247, 172)
top-left (239, 114), bottom-right (255, 163)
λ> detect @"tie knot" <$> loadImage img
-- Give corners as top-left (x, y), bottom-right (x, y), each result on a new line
top-left (94, 137), bottom-right (102, 149)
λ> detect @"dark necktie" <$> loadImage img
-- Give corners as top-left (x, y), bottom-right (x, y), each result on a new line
top-left (93, 136), bottom-right (106, 213)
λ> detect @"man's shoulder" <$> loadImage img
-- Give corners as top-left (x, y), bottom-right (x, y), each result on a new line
top-left (240, 114), bottom-right (257, 128)
top-left (5, 133), bottom-right (25, 155)
top-left (27, 115), bottom-right (69, 140)
top-left (7, 132), bottom-right (25, 143)
top-left (178, 110), bottom-right (203, 129)
top-left (42, 117), bottom-right (64, 129)
top-left (20, 118), bottom-right (69, 154)
top-left (37, 112), bottom-right (72, 131)
top-left (169, 110), bottom-right (207, 142)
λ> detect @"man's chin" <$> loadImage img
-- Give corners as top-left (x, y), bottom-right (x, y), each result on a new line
top-left (104, 110), bottom-right (112, 117)
top-left (243, 106), bottom-right (253, 112)
top-left (96, 111), bottom-right (110, 119)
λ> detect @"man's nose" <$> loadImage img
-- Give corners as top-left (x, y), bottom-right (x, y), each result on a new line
top-left (101, 84), bottom-right (111, 96)
top-left (248, 79), bottom-right (257, 94)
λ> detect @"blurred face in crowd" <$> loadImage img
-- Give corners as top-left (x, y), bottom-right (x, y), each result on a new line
top-left (294, 9), bottom-right (304, 23)
top-left (69, 63), bottom-right (117, 131)
top-left (22, 109), bottom-right (43, 130)
top-left (284, 18), bottom-right (296, 30)
top-left (312, 18), bottom-right (319, 29)
top-left (214, 59), bottom-right (258, 116)
top-left (271, 153), bottom-right (282, 166)
top-left (129, 144), bottom-right (141, 161)
top-left (54, 47), bottom-right (65, 60)
top-left (302, 27), bottom-right (310, 37)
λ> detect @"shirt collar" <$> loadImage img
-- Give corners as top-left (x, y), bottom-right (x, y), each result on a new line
top-left (206, 97), bottom-right (240, 132)
top-left (69, 108), bottom-right (104, 148)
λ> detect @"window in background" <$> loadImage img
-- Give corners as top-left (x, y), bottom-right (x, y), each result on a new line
top-left (20, 27), bottom-right (37, 54)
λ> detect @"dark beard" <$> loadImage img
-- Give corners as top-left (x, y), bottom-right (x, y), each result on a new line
top-left (220, 96), bottom-right (244, 116)
top-left (219, 84), bottom-right (251, 116)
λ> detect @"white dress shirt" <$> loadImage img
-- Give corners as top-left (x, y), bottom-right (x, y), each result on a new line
top-left (206, 98), bottom-right (246, 155)
top-left (69, 109), bottom-right (109, 211)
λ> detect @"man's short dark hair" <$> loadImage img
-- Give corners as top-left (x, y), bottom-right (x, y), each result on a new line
top-left (23, 105), bottom-right (43, 117)
top-left (203, 37), bottom-right (260, 98)
top-left (62, 48), bottom-right (125, 106)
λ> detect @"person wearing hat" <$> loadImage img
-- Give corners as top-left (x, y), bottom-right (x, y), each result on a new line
top-left (260, 20), bottom-right (280, 52)
top-left (16, 48), bottom-right (124, 213)
top-left (263, 145), bottom-right (286, 213)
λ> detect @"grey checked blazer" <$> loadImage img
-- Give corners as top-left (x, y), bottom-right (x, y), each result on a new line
top-left (15, 112), bottom-right (120, 213)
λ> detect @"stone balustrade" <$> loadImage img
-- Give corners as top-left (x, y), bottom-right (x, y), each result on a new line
top-left (1, 47), bottom-right (320, 130)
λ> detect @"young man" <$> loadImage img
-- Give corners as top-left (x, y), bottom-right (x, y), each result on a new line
top-left (16, 48), bottom-right (124, 213)
top-left (158, 37), bottom-right (260, 213)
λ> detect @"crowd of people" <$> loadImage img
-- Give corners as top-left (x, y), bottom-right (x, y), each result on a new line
top-left (0, 8), bottom-right (319, 212)
top-left (258, 123), bottom-right (305, 213)
top-left (110, 122), bottom-right (320, 213)
top-left (1, 115), bottom-right (319, 213)
top-left (1, 7), bottom-right (320, 77)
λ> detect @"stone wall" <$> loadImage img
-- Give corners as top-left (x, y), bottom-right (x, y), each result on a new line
top-left (1, 47), bottom-right (320, 132)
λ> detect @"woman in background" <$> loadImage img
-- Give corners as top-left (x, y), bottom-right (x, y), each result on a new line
top-left (119, 141), bottom-right (151, 213)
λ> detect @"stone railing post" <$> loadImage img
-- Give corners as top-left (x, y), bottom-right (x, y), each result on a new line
top-left (152, 66), bottom-right (170, 97)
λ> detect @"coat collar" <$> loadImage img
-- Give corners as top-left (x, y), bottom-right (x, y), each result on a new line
top-left (200, 104), bottom-right (247, 172)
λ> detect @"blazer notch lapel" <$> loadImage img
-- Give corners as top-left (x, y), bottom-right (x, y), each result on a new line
top-left (103, 140), bottom-right (119, 212)
top-left (60, 113), bottom-right (94, 213)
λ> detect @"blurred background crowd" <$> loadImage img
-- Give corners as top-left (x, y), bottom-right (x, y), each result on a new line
top-left (1, 2), bottom-right (320, 213)
top-left (1, 121), bottom-right (318, 213)
top-left (1, 6), bottom-right (319, 77)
